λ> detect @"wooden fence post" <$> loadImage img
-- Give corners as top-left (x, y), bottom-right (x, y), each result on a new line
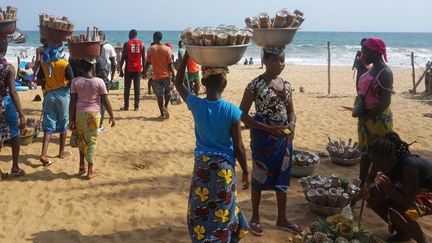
top-left (327, 41), bottom-right (331, 95)
top-left (411, 52), bottom-right (416, 94)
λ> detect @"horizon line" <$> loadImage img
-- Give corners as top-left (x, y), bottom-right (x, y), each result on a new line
top-left (18, 29), bottom-right (432, 34)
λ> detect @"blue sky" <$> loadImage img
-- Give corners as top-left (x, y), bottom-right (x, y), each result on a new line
top-left (5, 0), bottom-right (432, 32)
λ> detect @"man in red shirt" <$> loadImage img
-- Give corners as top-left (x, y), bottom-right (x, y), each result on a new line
top-left (118, 29), bottom-right (145, 111)
top-left (144, 32), bottom-right (176, 119)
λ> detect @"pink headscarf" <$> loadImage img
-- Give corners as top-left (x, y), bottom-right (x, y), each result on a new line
top-left (363, 38), bottom-right (388, 62)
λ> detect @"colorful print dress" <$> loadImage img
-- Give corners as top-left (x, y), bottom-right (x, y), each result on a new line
top-left (188, 156), bottom-right (249, 242)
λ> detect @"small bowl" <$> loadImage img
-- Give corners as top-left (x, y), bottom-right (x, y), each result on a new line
top-left (252, 28), bottom-right (299, 47)
top-left (185, 44), bottom-right (250, 67)
top-left (40, 25), bottom-right (73, 43)
top-left (68, 41), bottom-right (100, 59)
top-left (306, 199), bottom-right (345, 217)
top-left (0, 19), bottom-right (17, 36)
top-left (331, 157), bottom-right (361, 166)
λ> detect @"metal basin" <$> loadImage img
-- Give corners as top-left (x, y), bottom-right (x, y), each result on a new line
top-left (68, 41), bottom-right (101, 59)
top-left (252, 28), bottom-right (299, 47)
top-left (0, 20), bottom-right (16, 36)
top-left (331, 157), bottom-right (361, 166)
top-left (185, 44), bottom-right (250, 67)
top-left (291, 162), bottom-right (319, 178)
top-left (307, 199), bottom-right (345, 217)
top-left (40, 25), bottom-right (73, 43)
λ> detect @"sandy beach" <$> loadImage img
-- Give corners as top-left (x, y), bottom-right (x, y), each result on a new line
top-left (0, 64), bottom-right (431, 242)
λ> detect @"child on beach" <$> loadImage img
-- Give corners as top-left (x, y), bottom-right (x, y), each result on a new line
top-left (69, 59), bottom-right (115, 179)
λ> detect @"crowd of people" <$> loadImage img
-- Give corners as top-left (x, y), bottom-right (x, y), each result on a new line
top-left (0, 29), bottom-right (431, 242)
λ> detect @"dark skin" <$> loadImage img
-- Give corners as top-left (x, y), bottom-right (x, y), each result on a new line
top-left (358, 46), bottom-right (394, 187)
top-left (69, 64), bottom-right (115, 180)
top-left (239, 52), bottom-right (300, 234)
top-left (174, 52), bottom-right (249, 188)
top-left (367, 155), bottom-right (428, 243)
top-left (143, 38), bottom-right (176, 117)
top-left (0, 49), bottom-right (26, 174)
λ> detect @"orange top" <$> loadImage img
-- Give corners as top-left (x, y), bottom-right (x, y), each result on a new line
top-left (146, 44), bottom-right (172, 81)
top-left (187, 58), bottom-right (200, 73)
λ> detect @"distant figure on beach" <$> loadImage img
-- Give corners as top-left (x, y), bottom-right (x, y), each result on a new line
top-left (352, 38), bottom-right (370, 89)
top-left (366, 132), bottom-right (432, 243)
top-left (145, 42), bottom-right (155, 95)
top-left (118, 29), bottom-right (145, 111)
top-left (96, 31), bottom-right (117, 133)
top-left (36, 40), bottom-right (74, 166)
top-left (174, 52), bottom-right (250, 242)
top-left (187, 57), bottom-right (200, 95)
top-left (240, 46), bottom-right (303, 236)
top-left (33, 38), bottom-right (48, 78)
top-left (69, 59), bottom-right (115, 179)
top-left (249, 58), bottom-right (254, 65)
top-left (114, 42), bottom-right (123, 68)
top-left (0, 37), bottom-right (27, 178)
top-left (165, 42), bottom-right (175, 63)
top-left (177, 40), bottom-right (190, 92)
top-left (244, 58), bottom-right (248, 65)
top-left (355, 37), bottom-right (394, 188)
top-left (144, 32), bottom-right (176, 120)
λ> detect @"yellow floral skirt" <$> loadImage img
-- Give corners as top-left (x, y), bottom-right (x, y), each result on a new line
top-left (75, 112), bottom-right (100, 164)
top-left (187, 156), bottom-right (249, 242)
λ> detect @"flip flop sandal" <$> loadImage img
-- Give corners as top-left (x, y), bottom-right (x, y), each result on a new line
top-left (249, 222), bottom-right (263, 236)
top-left (78, 168), bottom-right (87, 176)
top-left (40, 158), bottom-right (54, 167)
top-left (276, 223), bottom-right (304, 235)
top-left (10, 169), bottom-right (25, 177)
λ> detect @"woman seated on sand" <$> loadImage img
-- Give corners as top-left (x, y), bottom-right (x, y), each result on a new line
top-left (175, 50), bottom-right (287, 241)
top-left (69, 59), bottom-right (115, 179)
top-left (239, 46), bottom-right (302, 236)
top-left (367, 132), bottom-right (432, 243)
top-left (356, 38), bottom-right (394, 188)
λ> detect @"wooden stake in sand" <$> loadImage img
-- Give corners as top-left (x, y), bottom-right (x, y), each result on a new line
top-left (327, 41), bottom-right (331, 95)
top-left (411, 52), bottom-right (416, 94)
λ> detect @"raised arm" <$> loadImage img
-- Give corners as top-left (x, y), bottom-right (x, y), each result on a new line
top-left (173, 52), bottom-right (190, 101)
top-left (231, 120), bottom-right (249, 190)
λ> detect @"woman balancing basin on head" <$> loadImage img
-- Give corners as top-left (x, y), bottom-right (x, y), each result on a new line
top-left (174, 47), bottom-right (285, 241)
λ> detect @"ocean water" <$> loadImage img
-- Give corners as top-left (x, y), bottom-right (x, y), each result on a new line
top-left (7, 31), bottom-right (432, 68)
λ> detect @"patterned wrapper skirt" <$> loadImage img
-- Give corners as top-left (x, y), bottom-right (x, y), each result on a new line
top-left (250, 115), bottom-right (292, 193)
top-left (358, 107), bottom-right (393, 148)
top-left (187, 155), bottom-right (249, 243)
top-left (75, 112), bottom-right (100, 164)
